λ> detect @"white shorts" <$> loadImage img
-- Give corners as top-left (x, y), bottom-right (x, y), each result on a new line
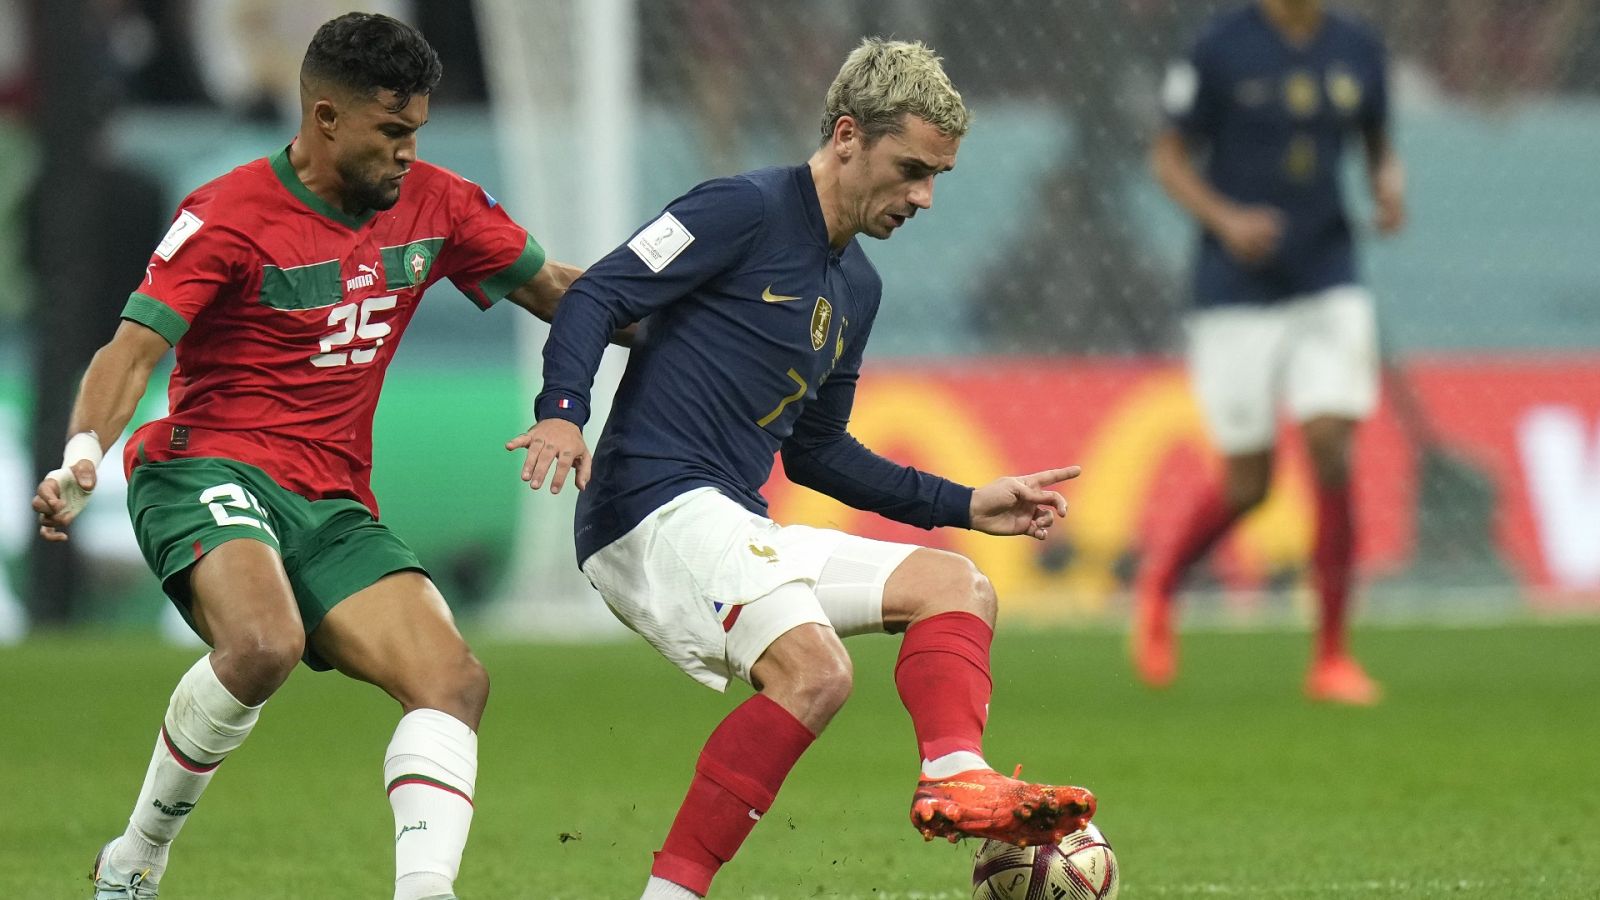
top-left (580, 488), bottom-right (921, 691)
top-left (1187, 285), bottom-right (1379, 454)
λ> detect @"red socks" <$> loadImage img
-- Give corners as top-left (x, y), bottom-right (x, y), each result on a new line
top-left (1312, 482), bottom-right (1354, 659)
top-left (1137, 482), bottom-right (1242, 608)
top-left (652, 694), bottom-right (815, 896)
top-left (894, 611), bottom-right (994, 763)
top-left (652, 613), bottom-right (1002, 893)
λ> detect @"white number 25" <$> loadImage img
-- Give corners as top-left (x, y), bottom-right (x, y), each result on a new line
top-left (311, 295), bottom-right (397, 368)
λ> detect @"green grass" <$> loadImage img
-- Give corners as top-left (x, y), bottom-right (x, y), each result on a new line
top-left (3, 623), bottom-right (1598, 898)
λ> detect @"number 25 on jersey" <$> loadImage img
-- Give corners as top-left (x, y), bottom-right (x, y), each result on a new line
top-left (312, 295), bottom-right (397, 368)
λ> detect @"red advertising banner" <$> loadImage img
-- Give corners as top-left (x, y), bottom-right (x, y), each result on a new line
top-left (763, 357), bottom-right (1600, 618)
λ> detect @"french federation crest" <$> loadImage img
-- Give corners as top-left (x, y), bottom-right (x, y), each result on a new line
top-left (402, 240), bottom-right (435, 286)
top-left (1283, 69), bottom-right (1320, 118)
top-left (810, 297), bottom-right (833, 351)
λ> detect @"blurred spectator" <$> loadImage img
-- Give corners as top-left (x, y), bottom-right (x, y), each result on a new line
top-left (26, 0), bottom-right (166, 622)
top-left (0, 0), bottom-right (29, 109)
top-left (1436, 0), bottom-right (1591, 99)
top-left (640, 0), bottom-right (934, 177)
top-left (968, 0), bottom-right (1206, 353)
top-left (187, 0), bottom-right (412, 123)
top-left (109, 0), bottom-right (209, 104)
top-left (1349, 0), bottom-right (1600, 101)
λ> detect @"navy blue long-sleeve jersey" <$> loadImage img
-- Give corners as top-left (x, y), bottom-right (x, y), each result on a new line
top-left (536, 164), bottom-right (973, 564)
top-left (1165, 4), bottom-right (1389, 307)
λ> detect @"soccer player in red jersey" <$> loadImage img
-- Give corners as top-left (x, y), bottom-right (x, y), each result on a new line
top-left (32, 14), bottom-right (581, 900)
top-left (1133, 0), bottom-right (1406, 704)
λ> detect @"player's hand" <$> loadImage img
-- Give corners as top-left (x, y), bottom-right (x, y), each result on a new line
top-left (1215, 205), bottom-right (1284, 266)
top-left (506, 419), bottom-right (591, 494)
top-left (968, 466), bottom-right (1079, 540)
top-left (1373, 164), bottom-right (1406, 235)
top-left (33, 460), bottom-right (98, 542)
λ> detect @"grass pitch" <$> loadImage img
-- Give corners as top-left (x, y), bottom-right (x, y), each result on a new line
top-left (3, 622), bottom-right (1597, 898)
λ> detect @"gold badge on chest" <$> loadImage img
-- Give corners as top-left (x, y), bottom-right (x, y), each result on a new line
top-left (1283, 69), bottom-right (1320, 118)
top-left (810, 296), bottom-right (833, 351)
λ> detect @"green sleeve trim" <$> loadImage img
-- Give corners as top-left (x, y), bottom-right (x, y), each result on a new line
top-left (122, 293), bottom-right (189, 345)
top-left (476, 234), bottom-right (547, 308)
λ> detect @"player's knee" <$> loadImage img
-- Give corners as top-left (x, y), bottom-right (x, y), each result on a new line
top-left (928, 551), bottom-right (997, 626)
top-left (1223, 452), bottom-right (1273, 512)
top-left (967, 564), bottom-right (999, 627)
top-left (403, 648), bottom-right (489, 723)
top-left (1307, 442), bottom-right (1351, 488)
top-left (451, 653), bottom-right (491, 718)
top-left (778, 641), bottom-right (853, 722)
top-left (798, 649), bottom-right (853, 720)
top-left (213, 629), bottom-right (303, 702)
top-left (1225, 474), bottom-right (1271, 512)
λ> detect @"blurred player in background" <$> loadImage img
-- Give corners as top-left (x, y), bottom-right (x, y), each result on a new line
top-left (511, 38), bottom-right (1095, 900)
top-left (32, 13), bottom-right (585, 899)
top-left (1134, 0), bottom-right (1406, 704)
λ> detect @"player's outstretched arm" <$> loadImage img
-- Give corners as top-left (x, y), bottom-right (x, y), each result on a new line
top-left (968, 466), bottom-right (1081, 541)
top-left (504, 259), bottom-right (636, 347)
top-left (33, 321), bottom-right (170, 541)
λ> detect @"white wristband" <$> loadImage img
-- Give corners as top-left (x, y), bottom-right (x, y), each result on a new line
top-left (62, 431), bottom-right (103, 470)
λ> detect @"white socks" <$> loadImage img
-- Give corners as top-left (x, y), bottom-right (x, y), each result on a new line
top-left (105, 665), bottom-right (479, 898)
top-left (113, 655), bottom-right (262, 875)
top-left (385, 709), bottom-right (479, 900)
top-left (921, 750), bottom-right (990, 780)
top-left (642, 875), bottom-right (704, 899)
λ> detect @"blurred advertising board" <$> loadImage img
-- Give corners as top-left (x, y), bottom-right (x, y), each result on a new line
top-left (766, 357), bottom-right (1600, 618)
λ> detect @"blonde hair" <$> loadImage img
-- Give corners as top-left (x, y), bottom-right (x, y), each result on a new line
top-left (819, 38), bottom-right (970, 145)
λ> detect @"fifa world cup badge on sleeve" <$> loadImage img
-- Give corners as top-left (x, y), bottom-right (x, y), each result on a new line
top-left (155, 210), bottom-right (204, 261)
top-left (628, 212), bottom-right (695, 272)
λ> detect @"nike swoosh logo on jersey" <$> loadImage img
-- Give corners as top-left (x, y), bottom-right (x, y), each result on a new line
top-left (761, 285), bottom-right (802, 303)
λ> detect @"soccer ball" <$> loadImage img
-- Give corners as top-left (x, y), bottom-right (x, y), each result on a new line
top-left (971, 823), bottom-right (1119, 900)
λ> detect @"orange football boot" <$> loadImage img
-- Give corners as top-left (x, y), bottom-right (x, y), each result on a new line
top-left (1305, 655), bottom-right (1382, 706)
top-left (1131, 589), bottom-right (1177, 688)
top-left (910, 765), bottom-right (1096, 847)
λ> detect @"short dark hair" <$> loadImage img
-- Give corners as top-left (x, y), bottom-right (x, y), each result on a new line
top-left (301, 12), bottom-right (442, 112)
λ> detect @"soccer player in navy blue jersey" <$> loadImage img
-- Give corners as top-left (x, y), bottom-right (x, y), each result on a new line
top-left (1133, 0), bottom-right (1406, 705)
top-left (510, 38), bottom-right (1097, 899)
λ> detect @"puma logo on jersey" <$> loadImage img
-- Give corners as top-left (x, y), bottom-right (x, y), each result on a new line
top-left (346, 263), bottom-right (379, 292)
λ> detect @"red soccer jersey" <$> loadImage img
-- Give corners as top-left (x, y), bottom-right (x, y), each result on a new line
top-left (121, 144), bottom-right (544, 513)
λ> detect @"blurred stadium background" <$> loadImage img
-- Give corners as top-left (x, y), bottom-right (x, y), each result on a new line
top-left (3, 0), bottom-right (1598, 639)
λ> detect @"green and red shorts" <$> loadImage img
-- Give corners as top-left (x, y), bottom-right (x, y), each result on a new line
top-left (126, 456), bottom-right (425, 670)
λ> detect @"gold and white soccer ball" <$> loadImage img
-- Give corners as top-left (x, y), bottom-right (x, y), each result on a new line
top-left (971, 823), bottom-right (1119, 900)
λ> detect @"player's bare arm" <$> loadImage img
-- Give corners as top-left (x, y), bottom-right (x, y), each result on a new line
top-left (32, 321), bottom-right (170, 541)
top-left (1150, 127), bottom-right (1283, 265)
top-left (1364, 126), bottom-right (1406, 235)
top-left (505, 259), bottom-right (637, 347)
top-left (968, 466), bottom-right (1079, 541)
top-left (504, 258), bottom-right (580, 322)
